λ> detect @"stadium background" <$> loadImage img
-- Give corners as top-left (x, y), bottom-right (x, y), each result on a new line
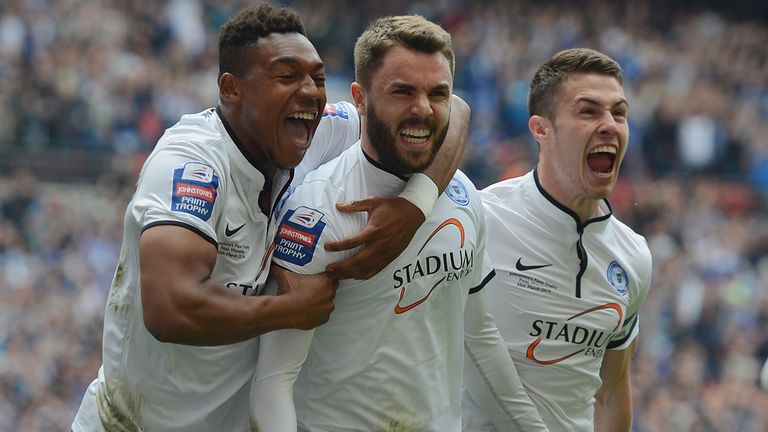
top-left (1, 0), bottom-right (767, 430)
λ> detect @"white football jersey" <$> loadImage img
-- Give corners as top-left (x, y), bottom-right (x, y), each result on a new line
top-left (463, 170), bottom-right (652, 432)
top-left (71, 102), bottom-right (359, 432)
top-left (250, 143), bottom-right (549, 432)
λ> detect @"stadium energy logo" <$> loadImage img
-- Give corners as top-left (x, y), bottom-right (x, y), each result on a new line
top-left (526, 303), bottom-right (623, 364)
top-left (393, 218), bottom-right (474, 314)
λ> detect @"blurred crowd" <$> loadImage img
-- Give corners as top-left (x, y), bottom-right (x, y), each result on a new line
top-left (1, 0), bottom-right (767, 430)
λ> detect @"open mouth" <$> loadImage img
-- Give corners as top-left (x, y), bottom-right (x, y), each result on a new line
top-left (399, 127), bottom-right (431, 147)
top-left (285, 111), bottom-right (318, 147)
top-left (586, 145), bottom-right (617, 174)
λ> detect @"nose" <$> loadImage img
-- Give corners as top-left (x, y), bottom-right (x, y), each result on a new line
top-left (410, 93), bottom-right (433, 118)
top-left (597, 111), bottom-right (618, 136)
top-left (298, 75), bottom-right (324, 100)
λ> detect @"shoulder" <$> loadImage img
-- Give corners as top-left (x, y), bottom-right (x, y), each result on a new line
top-left (159, 109), bottom-right (226, 150)
top-left (294, 146), bottom-right (361, 203)
top-left (443, 170), bottom-right (481, 208)
top-left (314, 101), bottom-right (360, 142)
top-left (608, 216), bottom-right (653, 297)
top-left (149, 109), bottom-right (229, 173)
top-left (322, 101), bottom-right (359, 122)
top-left (284, 146), bottom-right (366, 233)
top-left (480, 173), bottom-right (530, 205)
top-left (609, 216), bottom-right (651, 264)
top-left (478, 174), bottom-right (532, 228)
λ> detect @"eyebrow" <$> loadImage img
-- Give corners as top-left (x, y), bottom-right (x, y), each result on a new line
top-left (576, 97), bottom-right (629, 109)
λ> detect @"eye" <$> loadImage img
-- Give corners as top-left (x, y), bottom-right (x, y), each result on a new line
top-left (430, 89), bottom-right (449, 100)
top-left (580, 107), bottom-right (596, 115)
top-left (313, 75), bottom-right (326, 87)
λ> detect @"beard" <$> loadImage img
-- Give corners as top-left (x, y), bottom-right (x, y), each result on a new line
top-left (365, 103), bottom-right (448, 175)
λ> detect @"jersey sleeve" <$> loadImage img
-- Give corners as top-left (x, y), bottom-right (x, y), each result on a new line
top-left (131, 144), bottom-right (224, 244)
top-left (462, 290), bottom-right (548, 431)
top-left (607, 235), bottom-right (653, 350)
top-left (271, 202), bottom-right (355, 275)
top-left (293, 101), bottom-right (360, 185)
top-left (250, 317), bottom-right (315, 431)
top-left (271, 177), bottom-right (362, 275)
top-left (461, 174), bottom-right (547, 431)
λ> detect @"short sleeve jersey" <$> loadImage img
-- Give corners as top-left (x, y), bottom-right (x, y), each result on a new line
top-left (71, 102), bottom-right (359, 432)
top-left (463, 170), bottom-right (652, 432)
top-left (271, 143), bottom-right (494, 431)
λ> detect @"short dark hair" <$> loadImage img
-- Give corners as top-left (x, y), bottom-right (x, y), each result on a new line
top-left (218, 3), bottom-right (306, 77)
top-left (354, 15), bottom-right (455, 89)
top-left (528, 48), bottom-right (623, 120)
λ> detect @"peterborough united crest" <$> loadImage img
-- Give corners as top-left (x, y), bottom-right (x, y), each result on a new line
top-left (606, 261), bottom-right (629, 295)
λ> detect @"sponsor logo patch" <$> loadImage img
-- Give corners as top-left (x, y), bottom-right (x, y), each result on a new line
top-left (392, 218), bottom-right (474, 314)
top-left (273, 206), bottom-right (326, 266)
top-left (171, 162), bottom-right (219, 221)
top-left (445, 178), bottom-right (469, 206)
top-left (322, 102), bottom-right (349, 119)
top-left (606, 260), bottom-right (629, 295)
top-left (181, 162), bottom-right (215, 183)
top-left (526, 303), bottom-right (624, 364)
top-left (288, 206), bottom-right (324, 229)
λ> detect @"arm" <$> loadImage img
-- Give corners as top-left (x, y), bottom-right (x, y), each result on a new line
top-left (324, 95), bottom-right (470, 279)
top-left (594, 338), bottom-right (638, 432)
top-left (139, 225), bottom-right (337, 345)
top-left (463, 290), bottom-right (549, 432)
top-left (423, 94), bottom-right (471, 191)
top-left (250, 267), bottom-right (335, 432)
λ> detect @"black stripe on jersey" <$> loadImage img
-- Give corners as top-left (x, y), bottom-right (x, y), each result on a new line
top-left (532, 168), bottom-right (613, 298)
top-left (575, 235), bottom-right (587, 298)
top-left (607, 314), bottom-right (638, 349)
top-left (362, 149), bottom-right (409, 181)
top-left (142, 221), bottom-right (218, 249)
top-left (469, 270), bottom-right (496, 295)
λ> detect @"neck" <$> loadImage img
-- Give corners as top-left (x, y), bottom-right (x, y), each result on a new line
top-left (536, 169), bottom-right (601, 224)
top-left (217, 104), bottom-right (277, 180)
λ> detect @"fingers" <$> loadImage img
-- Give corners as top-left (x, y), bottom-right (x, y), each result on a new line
top-left (325, 228), bottom-right (373, 252)
top-left (335, 197), bottom-right (376, 213)
top-left (326, 247), bottom-right (391, 280)
top-left (278, 271), bottom-right (338, 329)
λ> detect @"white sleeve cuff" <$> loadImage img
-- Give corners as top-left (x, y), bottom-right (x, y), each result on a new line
top-left (399, 172), bottom-right (439, 219)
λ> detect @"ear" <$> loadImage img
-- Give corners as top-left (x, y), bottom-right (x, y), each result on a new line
top-left (528, 115), bottom-right (550, 144)
top-left (218, 73), bottom-right (241, 104)
top-left (350, 82), bottom-right (366, 116)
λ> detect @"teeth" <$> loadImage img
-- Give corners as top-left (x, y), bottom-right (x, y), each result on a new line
top-left (590, 145), bottom-right (616, 154)
top-left (400, 127), bottom-right (430, 138)
top-left (288, 111), bottom-right (317, 120)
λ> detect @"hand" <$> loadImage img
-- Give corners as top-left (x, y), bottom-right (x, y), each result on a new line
top-left (272, 266), bottom-right (338, 330)
top-left (324, 196), bottom-right (424, 280)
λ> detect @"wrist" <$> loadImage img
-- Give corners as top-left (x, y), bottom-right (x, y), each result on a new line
top-left (399, 172), bottom-right (439, 219)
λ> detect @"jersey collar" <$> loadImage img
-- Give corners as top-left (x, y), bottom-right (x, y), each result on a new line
top-left (361, 146), bottom-right (409, 182)
top-left (532, 168), bottom-right (613, 233)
